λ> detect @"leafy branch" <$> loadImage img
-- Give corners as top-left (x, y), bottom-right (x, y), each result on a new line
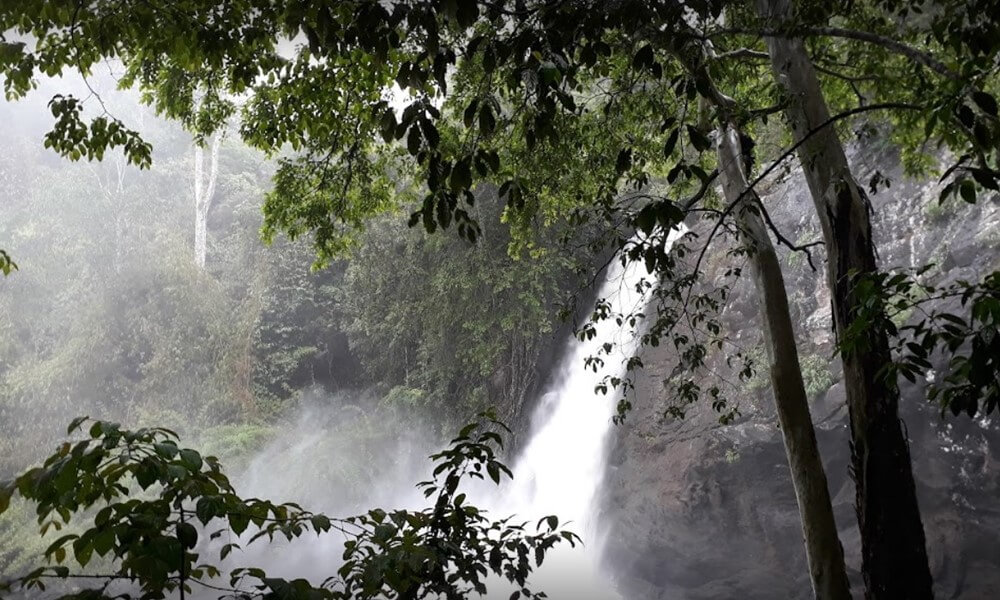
top-left (0, 412), bottom-right (577, 600)
top-left (842, 267), bottom-right (1000, 418)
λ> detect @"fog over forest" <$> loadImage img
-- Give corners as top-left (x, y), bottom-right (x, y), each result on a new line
top-left (2, 2), bottom-right (1000, 600)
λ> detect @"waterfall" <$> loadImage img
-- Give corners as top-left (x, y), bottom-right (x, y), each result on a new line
top-left (232, 227), bottom-right (686, 600)
top-left (489, 226), bottom-right (686, 599)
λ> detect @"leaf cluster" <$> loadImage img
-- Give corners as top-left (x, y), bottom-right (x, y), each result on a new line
top-left (843, 267), bottom-right (1000, 418)
top-left (0, 413), bottom-right (577, 600)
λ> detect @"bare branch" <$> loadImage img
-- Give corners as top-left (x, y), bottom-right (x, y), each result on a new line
top-left (714, 48), bottom-right (770, 61)
top-left (688, 101), bottom-right (921, 278)
top-left (710, 26), bottom-right (959, 81)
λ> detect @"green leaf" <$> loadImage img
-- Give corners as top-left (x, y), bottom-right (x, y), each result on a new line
top-left (632, 44), bottom-right (654, 71)
top-left (635, 205), bottom-right (657, 235)
top-left (407, 125), bottom-right (422, 155)
top-left (486, 461), bottom-right (500, 484)
top-left (687, 125), bottom-right (711, 152)
top-left (0, 482), bottom-right (12, 513)
top-left (177, 521), bottom-right (198, 548)
top-left (196, 496), bottom-right (221, 524)
top-left (45, 534), bottom-right (78, 559)
top-left (379, 109), bottom-right (396, 143)
top-left (456, 0), bottom-right (479, 27)
top-left (972, 91), bottom-right (998, 117)
top-left (230, 511), bottom-right (250, 535)
top-left (74, 538), bottom-right (94, 568)
top-left (958, 104), bottom-right (976, 128)
top-left (221, 542), bottom-right (239, 560)
top-left (135, 461), bottom-right (158, 489)
top-left (663, 128), bottom-right (679, 158)
top-left (310, 514), bottom-right (331, 532)
top-left (93, 529), bottom-right (115, 557)
top-left (615, 149), bottom-right (632, 175)
top-left (960, 179), bottom-right (976, 203)
top-left (479, 105), bottom-right (496, 136)
top-left (67, 416), bottom-right (89, 434)
top-left (450, 158), bottom-right (472, 192)
top-left (463, 99), bottom-right (479, 128)
top-left (973, 121), bottom-right (991, 147)
top-left (154, 442), bottom-right (179, 459)
top-left (179, 448), bottom-right (203, 471)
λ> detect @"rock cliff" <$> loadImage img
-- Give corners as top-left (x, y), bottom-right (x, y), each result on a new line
top-left (599, 142), bottom-right (1000, 599)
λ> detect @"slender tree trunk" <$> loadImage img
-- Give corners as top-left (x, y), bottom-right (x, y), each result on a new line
top-left (90, 156), bottom-right (130, 275)
top-left (665, 24), bottom-right (852, 596)
top-left (718, 124), bottom-right (852, 600)
top-left (755, 1), bottom-right (933, 597)
top-left (193, 134), bottom-right (222, 268)
top-left (113, 158), bottom-right (126, 275)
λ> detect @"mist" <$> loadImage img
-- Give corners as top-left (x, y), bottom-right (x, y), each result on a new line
top-left (4, 9), bottom-right (1000, 599)
top-left (0, 73), bottom-right (620, 598)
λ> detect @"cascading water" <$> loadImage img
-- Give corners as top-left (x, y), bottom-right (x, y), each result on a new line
top-left (487, 227), bottom-right (686, 599)
top-left (231, 228), bottom-right (685, 600)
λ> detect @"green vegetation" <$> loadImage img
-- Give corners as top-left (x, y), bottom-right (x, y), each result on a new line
top-left (800, 355), bottom-right (834, 400)
top-left (1, 0), bottom-right (999, 598)
top-left (739, 347), bottom-right (831, 402)
top-left (0, 415), bottom-right (576, 600)
top-left (0, 99), bottom-right (582, 474)
top-left (742, 346), bottom-right (771, 396)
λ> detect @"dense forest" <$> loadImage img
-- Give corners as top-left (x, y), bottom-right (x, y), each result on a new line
top-left (1, 1), bottom-right (999, 599)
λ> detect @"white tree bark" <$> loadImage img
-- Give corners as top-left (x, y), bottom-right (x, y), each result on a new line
top-left (717, 125), bottom-right (852, 600)
top-left (193, 134), bottom-right (222, 269)
top-left (755, 1), bottom-right (933, 597)
top-left (663, 18), bottom-right (851, 596)
top-left (90, 155), bottom-right (129, 275)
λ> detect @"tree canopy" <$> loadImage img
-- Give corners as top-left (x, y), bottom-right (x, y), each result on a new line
top-left (2, 1), bottom-right (1000, 599)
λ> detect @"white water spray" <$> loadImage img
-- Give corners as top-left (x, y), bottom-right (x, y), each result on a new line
top-left (231, 228), bottom-right (685, 600)
top-left (488, 227), bottom-right (685, 599)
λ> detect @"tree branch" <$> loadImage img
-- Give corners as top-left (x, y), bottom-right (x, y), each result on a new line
top-left (710, 26), bottom-right (959, 81)
top-left (713, 48), bottom-right (770, 61)
top-left (689, 101), bottom-right (921, 278)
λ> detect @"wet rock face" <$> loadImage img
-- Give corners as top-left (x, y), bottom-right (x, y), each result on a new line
top-left (599, 144), bottom-right (1000, 599)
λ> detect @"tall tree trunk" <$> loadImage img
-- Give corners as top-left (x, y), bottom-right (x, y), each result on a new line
top-left (90, 156), bottom-right (130, 275)
top-left (112, 158), bottom-right (126, 275)
top-left (755, 1), bottom-right (933, 597)
top-left (193, 134), bottom-right (222, 269)
top-left (717, 124), bottom-right (852, 600)
top-left (666, 26), bottom-right (852, 596)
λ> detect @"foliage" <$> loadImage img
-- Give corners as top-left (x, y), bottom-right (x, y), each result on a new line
top-left (195, 423), bottom-right (277, 467)
top-left (745, 346), bottom-right (769, 390)
top-left (0, 89), bottom-right (584, 506)
top-left (0, 414), bottom-right (577, 600)
top-left (3, 1), bottom-right (996, 226)
top-left (0, 249), bottom-right (15, 276)
top-left (339, 186), bottom-right (587, 424)
top-left (5, 0), bottom-right (999, 430)
top-left (845, 266), bottom-right (1000, 418)
top-left (799, 355), bottom-right (834, 400)
top-left (2, 3), bottom-right (1000, 598)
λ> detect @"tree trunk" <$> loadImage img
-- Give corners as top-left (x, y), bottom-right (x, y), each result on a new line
top-left (717, 124), bottom-right (852, 600)
top-left (90, 156), bottom-right (130, 275)
top-left (755, 1), bottom-right (933, 597)
top-left (661, 21), bottom-right (852, 596)
top-left (193, 134), bottom-right (222, 269)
